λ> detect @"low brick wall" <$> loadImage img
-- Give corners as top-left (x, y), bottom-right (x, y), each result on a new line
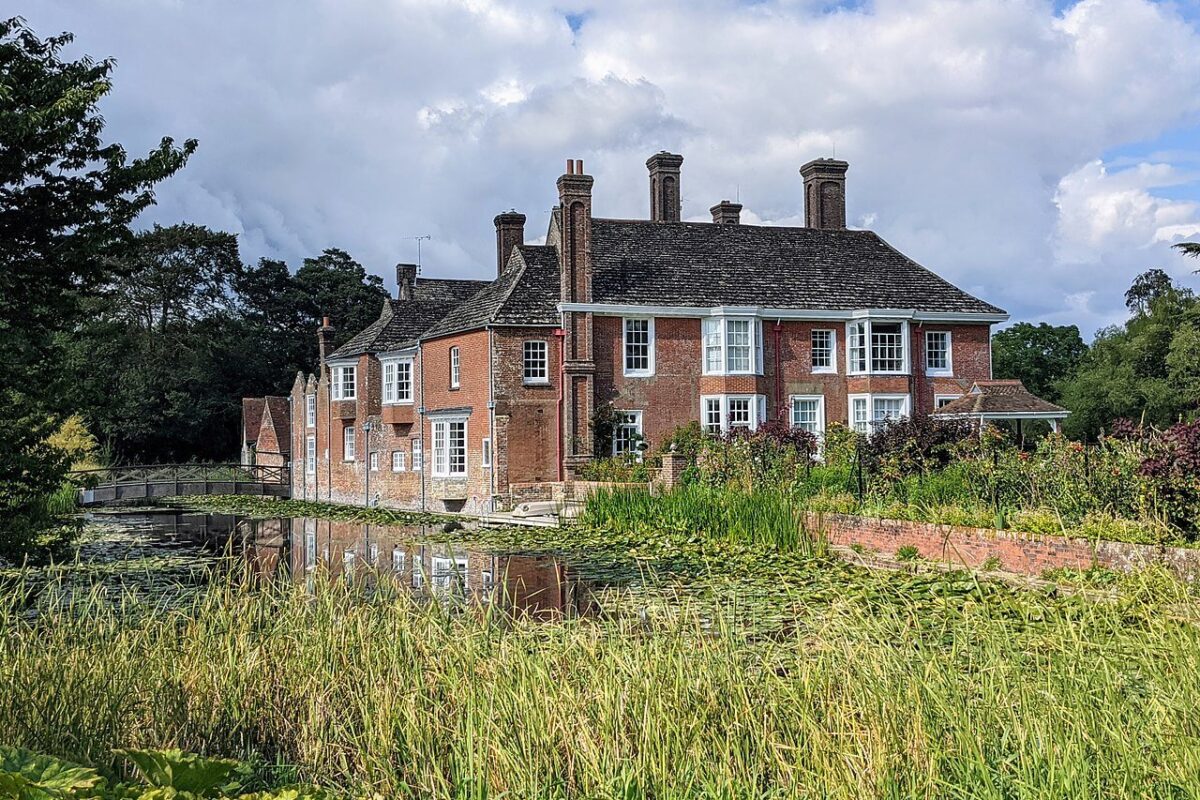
top-left (806, 512), bottom-right (1200, 580)
top-left (506, 480), bottom-right (650, 510)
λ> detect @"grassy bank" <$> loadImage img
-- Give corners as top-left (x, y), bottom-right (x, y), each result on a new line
top-left (3, 567), bottom-right (1199, 798)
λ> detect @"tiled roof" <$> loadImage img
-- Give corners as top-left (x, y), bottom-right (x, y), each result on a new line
top-left (330, 278), bottom-right (489, 358)
top-left (422, 246), bottom-right (560, 339)
top-left (261, 396), bottom-right (291, 453)
top-left (933, 380), bottom-right (1068, 416)
top-left (241, 398), bottom-right (265, 443)
top-left (588, 219), bottom-right (1005, 314)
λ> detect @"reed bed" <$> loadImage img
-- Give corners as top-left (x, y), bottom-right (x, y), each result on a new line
top-left (2, 567), bottom-right (1199, 798)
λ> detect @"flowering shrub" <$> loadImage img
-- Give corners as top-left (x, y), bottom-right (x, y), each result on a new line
top-left (1136, 420), bottom-right (1200, 536)
top-left (695, 422), bottom-right (817, 491)
top-left (863, 415), bottom-right (976, 481)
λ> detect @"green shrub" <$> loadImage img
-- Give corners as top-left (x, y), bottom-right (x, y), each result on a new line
top-left (577, 455), bottom-right (655, 483)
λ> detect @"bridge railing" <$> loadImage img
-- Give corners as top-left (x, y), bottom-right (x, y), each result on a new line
top-left (70, 462), bottom-right (290, 488)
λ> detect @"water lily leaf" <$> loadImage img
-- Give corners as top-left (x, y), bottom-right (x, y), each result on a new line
top-left (0, 747), bottom-right (103, 798)
top-left (114, 749), bottom-right (247, 797)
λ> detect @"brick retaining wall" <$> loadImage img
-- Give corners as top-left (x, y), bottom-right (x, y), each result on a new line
top-left (806, 512), bottom-right (1200, 580)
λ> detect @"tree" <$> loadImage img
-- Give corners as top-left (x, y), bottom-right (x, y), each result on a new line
top-left (1175, 241), bottom-right (1200, 269)
top-left (1124, 268), bottom-right (1176, 315)
top-left (293, 249), bottom-right (388, 354)
top-left (991, 322), bottom-right (1087, 403)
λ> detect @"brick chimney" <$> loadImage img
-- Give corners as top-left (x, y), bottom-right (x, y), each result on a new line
top-left (647, 151), bottom-right (683, 222)
top-left (494, 211), bottom-right (526, 275)
top-left (317, 316), bottom-right (334, 371)
top-left (557, 158), bottom-right (596, 478)
top-left (801, 158), bottom-right (849, 230)
top-left (395, 263), bottom-right (417, 300)
top-left (710, 200), bottom-right (742, 225)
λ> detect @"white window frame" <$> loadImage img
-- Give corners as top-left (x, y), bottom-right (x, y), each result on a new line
top-left (612, 410), bottom-right (644, 457)
top-left (924, 330), bottom-right (953, 376)
top-left (305, 435), bottom-right (316, 474)
top-left (848, 393), bottom-right (911, 434)
top-left (331, 364), bottom-right (357, 400)
top-left (702, 396), bottom-right (722, 434)
top-left (790, 395), bottom-right (826, 437)
top-left (369, 451), bottom-right (379, 471)
top-left (699, 394), bottom-right (767, 434)
top-left (305, 394), bottom-right (316, 427)
top-left (381, 357), bottom-right (414, 405)
top-left (481, 437), bottom-right (492, 469)
top-left (935, 393), bottom-right (962, 409)
top-left (845, 320), bottom-right (910, 376)
top-left (342, 425), bottom-right (356, 461)
top-left (412, 438), bottom-right (423, 471)
top-left (391, 450), bottom-right (407, 472)
top-left (449, 347), bottom-right (461, 389)
top-left (522, 340), bottom-right (550, 385)
top-left (811, 329), bottom-right (837, 374)
top-left (432, 555), bottom-right (470, 592)
top-left (622, 317), bottom-right (655, 377)
top-left (431, 417), bottom-right (468, 478)
top-left (392, 548), bottom-right (406, 573)
top-left (701, 317), bottom-right (763, 376)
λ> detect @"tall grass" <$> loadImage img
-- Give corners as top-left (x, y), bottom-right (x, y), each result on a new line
top-left (2, 569), bottom-right (1198, 798)
top-left (581, 485), bottom-right (819, 553)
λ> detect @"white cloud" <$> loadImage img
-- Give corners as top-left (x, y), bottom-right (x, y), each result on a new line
top-left (21, 0), bottom-right (1200, 333)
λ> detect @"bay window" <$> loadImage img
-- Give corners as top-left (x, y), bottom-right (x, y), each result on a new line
top-left (432, 418), bottom-right (467, 477)
top-left (623, 318), bottom-right (654, 376)
top-left (701, 317), bottom-right (763, 375)
top-left (699, 395), bottom-right (766, 434)
top-left (846, 320), bottom-right (908, 375)
top-left (848, 394), bottom-right (911, 434)
top-left (382, 358), bottom-right (413, 404)
top-left (331, 364), bottom-right (357, 400)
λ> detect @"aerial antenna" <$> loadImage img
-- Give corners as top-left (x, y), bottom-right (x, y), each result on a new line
top-left (406, 235), bottom-right (431, 274)
top-left (736, 184), bottom-right (740, 203)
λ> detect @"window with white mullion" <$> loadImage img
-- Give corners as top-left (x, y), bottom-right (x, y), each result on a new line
top-left (331, 365), bottom-right (357, 400)
top-left (523, 340), bottom-right (549, 384)
top-left (790, 395), bottom-right (825, 436)
top-left (925, 330), bottom-right (952, 375)
top-left (382, 359), bottom-right (413, 404)
top-left (623, 318), bottom-right (654, 376)
top-left (702, 396), bottom-right (722, 434)
top-left (432, 419), bottom-right (467, 477)
top-left (849, 393), bottom-right (910, 433)
top-left (612, 411), bottom-right (643, 457)
top-left (703, 318), bottom-right (723, 374)
top-left (811, 330), bottom-right (836, 373)
top-left (702, 317), bottom-right (759, 375)
top-left (847, 321), bottom-right (908, 375)
top-left (726, 320), bottom-right (752, 372)
top-left (305, 394), bottom-right (316, 427)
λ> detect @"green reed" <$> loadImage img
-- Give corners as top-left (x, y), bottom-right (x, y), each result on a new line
top-left (2, 565), bottom-right (1199, 799)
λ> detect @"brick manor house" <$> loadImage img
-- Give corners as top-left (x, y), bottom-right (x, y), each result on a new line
top-left (249, 153), bottom-right (1017, 513)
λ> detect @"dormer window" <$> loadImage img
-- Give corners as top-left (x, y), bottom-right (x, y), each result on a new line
top-left (847, 320), bottom-right (909, 375)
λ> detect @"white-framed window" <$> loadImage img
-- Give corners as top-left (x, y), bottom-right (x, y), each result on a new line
top-left (612, 410), bottom-right (643, 456)
top-left (369, 451), bottom-right (379, 471)
top-left (342, 425), bottom-right (356, 461)
top-left (432, 555), bottom-right (469, 593)
top-left (925, 330), bottom-right (952, 375)
top-left (849, 393), bottom-right (911, 434)
top-left (391, 548), bottom-right (405, 573)
top-left (481, 437), bottom-right (492, 468)
top-left (369, 543), bottom-right (379, 565)
top-left (622, 318), bottom-right (655, 376)
top-left (343, 549), bottom-right (356, 579)
top-left (331, 364), bottom-right (357, 400)
top-left (305, 435), bottom-right (316, 474)
top-left (305, 394), bottom-right (316, 427)
top-left (391, 450), bottom-right (407, 472)
top-left (699, 394), bottom-right (767, 434)
top-left (449, 347), bottom-right (461, 388)
top-left (412, 438), bottom-right (423, 471)
top-left (935, 393), bottom-right (962, 409)
top-left (701, 317), bottom-right (763, 375)
top-left (523, 340), bottom-right (549, 384)
top-left (412, 556), bottom-right (425, 589)
top-left (846, 321), bottom-right (909, 375)
top-left (702, 396), bottom-right (722, 434)
top-left (811, 330), bottom-right (836, 373)
top-left (305, 529), bottom-right (316, 570)
top-left (382, 358), bottom-right (414, 404)
top-left (432, 418), bottom-right (467, 477)
top-left (790, 395), bottom-right (826, 436)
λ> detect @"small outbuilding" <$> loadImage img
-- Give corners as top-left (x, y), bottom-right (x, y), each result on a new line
top-left (932, 380), bottom-right (1069, 439)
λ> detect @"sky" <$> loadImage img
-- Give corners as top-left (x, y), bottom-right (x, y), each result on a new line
top-left (23, 0), bottom-right (1200, 336)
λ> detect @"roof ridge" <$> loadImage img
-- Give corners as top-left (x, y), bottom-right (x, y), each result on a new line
top-left (489, 252), bottom-right (533, 325)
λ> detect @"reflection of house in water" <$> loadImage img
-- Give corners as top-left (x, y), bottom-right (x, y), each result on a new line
top-left (244, 517), bottom-right (595, 619)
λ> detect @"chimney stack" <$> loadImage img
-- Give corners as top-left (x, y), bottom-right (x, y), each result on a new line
top-left (800, 158), bottom-right (849, 230)
top-left (317, 316), bottom-right (334, 372)
top-left (710, 200), bottom-right (742, 225)
top-left (646, 151), bottom-right (683, 222)
top-left (494, 211), bottom-right (526, 275)
top-left (395, 263), bottom-right (417, 300)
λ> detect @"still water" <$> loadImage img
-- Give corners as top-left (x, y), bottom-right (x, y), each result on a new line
top-left (74, 509), bottom-right (605, 618)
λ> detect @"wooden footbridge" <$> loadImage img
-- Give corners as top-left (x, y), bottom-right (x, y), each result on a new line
top-left (73, 463), bottom-right (291, 507)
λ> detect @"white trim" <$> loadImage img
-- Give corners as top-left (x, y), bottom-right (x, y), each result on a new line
top-left (701, 316), bottom-right (762, 376)
top-left (449, 347), bottom-right (461, 389)
top-left (391, 450), bottom-right (407, 472)
top-left (924, 330), bottom-right (953, 377)
top-left (938, 411), bottom-right (1070, 421)
top-left (522, 339), bottom-right (551, 385)
top-left (481, 437), bottom-right (492, 469)
top-left (305, 394), bottom-right (316, 427)
top-left (810, 328), bottom-right (837, 374)
top-left (342, 425), bottom-right (356, 461)
top-left (558, 302), bottom-right (1008, 324)
top-left (699, 394), bottom-right (767, 434)
top-left (846, 319), bottom-right (910, 376)
top-left (789, 394), bottom-right (826, 437)
top-left (849, 393), bottom-right (911, 434)
top-left (612, 410), bottom-right (644, 457)
top-left (331, 364), bottom-right (357, 400)
top-left (622, 317), bottom-right (656, 377)
top-left (305, 435), bottom-right (316, 474)
top-left (380, 356), bottom-right (415, 405)
top-left (431, 417), bottom-right (468, 477)
top-left (934, 393), bottom-right (963, 409)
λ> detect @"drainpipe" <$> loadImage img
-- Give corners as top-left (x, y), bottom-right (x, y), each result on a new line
top-left (773, 320), bottom-right (784, 422)
top-left (554, 326), bottom-right (566, 482)
top-left (418, 342), bottom-right (427, 513)
top-left (487, 327), bottom-right (497, 512)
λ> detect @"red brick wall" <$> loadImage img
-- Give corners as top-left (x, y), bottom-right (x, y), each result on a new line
top-left (810, 512), bottom-right (1200, 580)
top-left (492, 327), bottom-right (561, 486)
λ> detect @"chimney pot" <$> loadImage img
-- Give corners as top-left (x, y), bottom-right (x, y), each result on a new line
top-left (494, 211), bottom-right (527, 275)
top-left (710, 200), bottom-right (743, 225)
top-left (395, 263), bottom-right (418, 300)
top-left (575, 159), bottom-right (583, 174)
top-left (646, 151), bottom-right (684, 222)
top-left (800, 158), bottom-right (849, 230)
